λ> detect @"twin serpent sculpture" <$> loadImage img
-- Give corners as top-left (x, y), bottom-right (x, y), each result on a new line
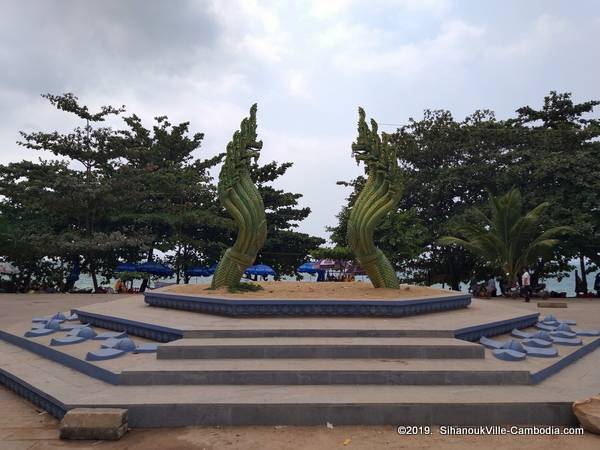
top-left (210, 104), bottom-right (401, 291)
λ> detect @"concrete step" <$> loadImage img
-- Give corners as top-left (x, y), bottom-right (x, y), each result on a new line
top-left (0, 341), bottom-right (591, 427)
top-left (120, 358), bottom-right (530, 385)
top-left (156, 337), bottom-right (485, 360)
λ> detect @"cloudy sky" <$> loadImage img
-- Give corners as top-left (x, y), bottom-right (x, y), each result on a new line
top-left (1, 0), bottom-right (599, 238)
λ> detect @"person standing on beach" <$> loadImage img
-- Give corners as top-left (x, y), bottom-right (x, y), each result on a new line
top-left (521, 269), bottom-right (531, 302)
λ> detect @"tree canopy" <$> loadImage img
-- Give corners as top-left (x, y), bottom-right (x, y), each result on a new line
top-left (1, 91), bottom-right (598, 293)
top-left (0, 93), bottom-right (323, 292)
top-left (327, 91), bottom-right (599, 291)
top-left (439, 189), bottom-right (571, 284)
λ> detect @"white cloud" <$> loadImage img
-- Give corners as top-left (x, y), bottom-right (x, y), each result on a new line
top-left (393, 0), bottom-right (452, 16)
top-left (309, 0), bottom-right (353, 19)
top-left (286, 70), bottom-right (313, 100)
top-left (310, 0), bottom-right (452, 19)
top-left (239, 35), bottom-right (285, 63)
top-left (490, 14), bottom-right (569, 60)
top-left (329, 20), bottom-right (485, 75)
top-left (216, 0), bottom-right (288, 63)
top-left (258, 130), bottom-right (360, 237)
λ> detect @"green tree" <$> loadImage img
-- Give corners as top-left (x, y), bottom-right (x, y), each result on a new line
top-left (251, 161), bottom-right (325, 278)
top-left (507, 91), bottom-right (600, 290)
top-left (1, 93), bottom-right (142, 291)
top-left (327, 109), bottom-right (513, 289)
top-left (439, 189), bottom-right (570, 285)
top-left (0, 93), bottom-right (323, 291)
top-left (112, 114), bottom-right (226, 287)
top-left (391, 109), bottom-right (519, 289)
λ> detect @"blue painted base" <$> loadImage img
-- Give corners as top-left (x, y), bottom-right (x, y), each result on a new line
top-left (455, 314), bottom-right (539, 341)
top-left (72, 310), bottom-right (183, 343)
top-left (143, 291), bottom-right (472, 318)
top-left (0, 367), bottom-right (67, 419)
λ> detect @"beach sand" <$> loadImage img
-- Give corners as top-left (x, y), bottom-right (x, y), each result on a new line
top-left (165, 281), bottom-right (455, 300)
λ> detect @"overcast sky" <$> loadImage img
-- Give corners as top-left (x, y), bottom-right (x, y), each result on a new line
top-left (1, 0), bottom-right (599, 239)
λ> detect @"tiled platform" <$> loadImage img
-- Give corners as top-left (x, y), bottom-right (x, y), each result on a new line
top-left (1, 294), bottom-right (600, 427)
top-left (143, 289), bottom-right (471, 317)
top-left (72, 296), bottom-right (539, 342)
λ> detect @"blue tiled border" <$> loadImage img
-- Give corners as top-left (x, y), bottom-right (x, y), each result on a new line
top-left (143, 292), bottom-right (472, 317)
top-left (0, 367), bottom-right (67, 419)
top-left (455, 313), bottom-right (540, 341)
top-left (72, 310), bottom-right (183, 343)
top-left (531, 337), bottom-right (600, 384)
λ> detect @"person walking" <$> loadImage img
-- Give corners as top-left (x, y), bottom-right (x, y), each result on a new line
top-left (521, 269), bottom-right (531, 302)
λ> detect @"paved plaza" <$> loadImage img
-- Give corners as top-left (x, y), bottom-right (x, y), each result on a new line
top-left (1, 293), bottom-right (600, 448)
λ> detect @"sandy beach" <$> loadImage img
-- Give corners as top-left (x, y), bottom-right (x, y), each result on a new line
top-left (166, 282), bottom-right (453, 300)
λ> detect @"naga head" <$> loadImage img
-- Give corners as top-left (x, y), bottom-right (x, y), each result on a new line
top-left (351, 107), bottom-right (400, 187)
top-left (232, 103), bottom-right (262, 164)
top-left (221, 104), bottom-right (263, 188)
top-left (351, 107), bottom-right (379, 166)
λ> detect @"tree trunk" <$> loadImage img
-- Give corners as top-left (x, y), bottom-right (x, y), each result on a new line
top-left (175, 245), bottom-right (181, 284)
top-left (90, 268), bottom-right (98, 292)
top-left (530, 258), bottom-right (544, 287)
top-left (450, 278), bottom-right (460, 291)
top-left (579, 254), bottom-right (588, 293)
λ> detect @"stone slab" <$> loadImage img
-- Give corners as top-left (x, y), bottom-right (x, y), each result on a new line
top-left (60, 422), bottom-right (128, 440)
top-left (61, 407), bottom-right (127, 428)
top-left (538, 302), bottom-right (568, 308)
top-left (156, 337), bottom-right (485, 360)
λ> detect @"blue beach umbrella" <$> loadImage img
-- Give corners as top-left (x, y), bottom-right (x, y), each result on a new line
top-left (185, 267), bottom-right (211, 277)
top-left (136, 261), bottom-right (174, 277)
top-left (297, 262), bottom-right (318, 274)
top-left (245, 264), bottom-right (276, 277)
top-left (115, 262), bottom-right (138, 272)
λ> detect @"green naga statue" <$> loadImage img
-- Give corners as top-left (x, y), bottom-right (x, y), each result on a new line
top-left (211, 104), bottom-right (267, 291)
top-left (347, 107), bottom-right (402, 288)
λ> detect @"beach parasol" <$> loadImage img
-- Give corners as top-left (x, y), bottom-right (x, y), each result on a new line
top-left (245, 264), bottom-right (276, 277)
top-left (297, 262), bottom-right (319, 274)
top-left (136, 261), bottom-right (174, 277)
top-left (115, 262), bottom-right (138, 272)
top-left (185, 267), bottom-right (211, 277)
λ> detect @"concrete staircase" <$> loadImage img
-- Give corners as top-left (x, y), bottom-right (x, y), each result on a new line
top-left (2, 334), bottom-right (594, 427)
top-left (2, 305), bottom-right (600, 427)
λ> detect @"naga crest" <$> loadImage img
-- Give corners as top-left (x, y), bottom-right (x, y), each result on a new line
top-left (346, 107), bottom-right (402, 288)
top-left (211, 104), bottom-right (267, 291)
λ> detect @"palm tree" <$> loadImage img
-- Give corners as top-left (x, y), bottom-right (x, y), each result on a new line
top-left (439, 189), bottom-right (570, 286)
